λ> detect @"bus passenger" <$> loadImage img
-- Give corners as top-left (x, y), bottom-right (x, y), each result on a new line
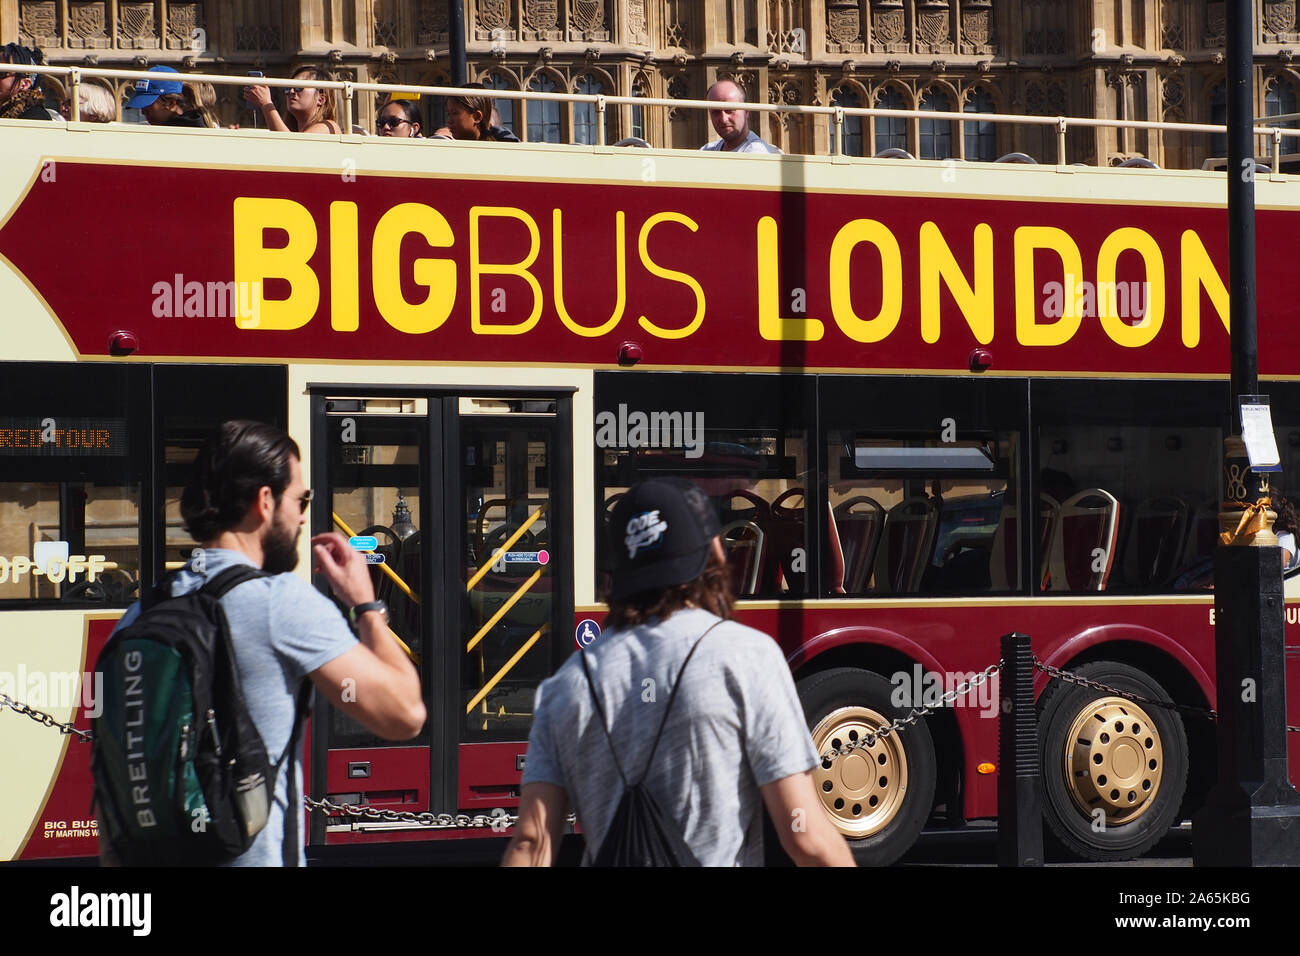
top-left (0, 43), bottom-right (51, 121)
top-left (1276, 496), bottom-right (1298, 570)
top-left (445, 83), bottom-right (519, 142)
top-left (430, 126), bottom-right (454, 140)
top-left (126, 67), bottom-right (215, 128)
top-left (503, 478), bottom-right (854, 867)
top-left (243, 66), bottom-right (342, 134)
top-left (376, 98), bottom-right (422, 138)
top-left (700, 79), bottom-right (781, 154)
top-left (60, 83), bottom-right (116, 123)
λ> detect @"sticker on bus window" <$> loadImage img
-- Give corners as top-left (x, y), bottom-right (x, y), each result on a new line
top-left (364, 553), bottom-right (386, 565)
top-left (33, 540), bottom-right (70, 574)
top-left (348, 535), bottom-right (378, 551)
top-left (576, 619), bottom-right (600, 648)
top-left (504, 550), bottom-right (550, 565)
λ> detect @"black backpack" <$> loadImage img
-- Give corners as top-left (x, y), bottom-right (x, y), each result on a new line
top-left (92, 565), bottom-right (308, 866)
top-left (579, 622), bottom-right (721, 867)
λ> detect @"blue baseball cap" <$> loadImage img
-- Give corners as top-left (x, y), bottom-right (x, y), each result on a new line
top-left (125, 65), bottom-right (182, 108)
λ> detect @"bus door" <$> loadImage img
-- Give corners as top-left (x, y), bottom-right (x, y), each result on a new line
top-left (308, 390), bottom-right (572, 846)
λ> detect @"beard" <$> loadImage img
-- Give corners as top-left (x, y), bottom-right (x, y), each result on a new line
top-left (263, 519), bottom-right (301, 574)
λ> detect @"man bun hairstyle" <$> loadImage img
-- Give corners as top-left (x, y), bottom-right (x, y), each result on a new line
top-left (181, 420), bottom-right (299, 542)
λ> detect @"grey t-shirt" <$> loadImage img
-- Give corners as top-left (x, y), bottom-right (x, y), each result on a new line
top-left (522, 607), bottom-right (818, 866)
top-left (113, 549), bottom-right (357, 866)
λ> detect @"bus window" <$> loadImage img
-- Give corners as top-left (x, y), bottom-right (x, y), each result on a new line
top-left (826, 432), bottom-right (1019, 595)
top-left (1032, 380), bottom-right (1228, 593)
top-left (0, 364), bottom-right (142, 605)
top-left (594, 373), bottom-right (811, 599)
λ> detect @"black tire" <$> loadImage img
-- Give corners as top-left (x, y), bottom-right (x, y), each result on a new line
top-left (794, 667), bottom-right (936, 866)
top-left (1038, 660), bottom-right (1188, 861)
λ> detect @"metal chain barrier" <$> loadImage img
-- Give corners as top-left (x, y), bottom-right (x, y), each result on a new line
top-left (819, 661), bottom-right (1004, 764)
top-left (1032, 657), bottom-right (1219, 720)
top-left (0, 692), bottom-right (94, 743)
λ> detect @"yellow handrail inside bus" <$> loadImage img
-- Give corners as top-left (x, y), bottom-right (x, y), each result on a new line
top-left (465, 503), bottom-right (548, 593)
top-left (465, 568), bottom-right (544, 653)
top-left (465, 624), bottom-right (548, 714)
top-left (331, 512), bottom-right (420, 606)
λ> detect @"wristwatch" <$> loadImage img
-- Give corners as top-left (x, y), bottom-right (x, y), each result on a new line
top-left (348, 600), bottom-right (389, 629)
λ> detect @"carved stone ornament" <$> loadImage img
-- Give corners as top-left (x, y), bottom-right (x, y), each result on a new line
top-left (477, 0), bottom-right (515, 40)
top-left (1165, 53), bottom-right (1185, 68)
top-left (886, 59), bottom-right (902, 72)
top-left (961, 4), bottom-right (993, 54)
top-left (1265, 1), bottom-right (1298, 40)
top-left (166, 3), bottom-right (203, 51)
top-left (374, 17), bottom-right (399, 47)
top-left (1204, 1), bottom-right (1226, 48)
top-left (931, 59), bottom-right (947, 73)
top-left (1161, 0), bottom-right (1183, 50)
top-left (1282, 48), bottom-right (1296, 63)
top-left (571, 0), bottom-right (608, 41)
top-left (827, 0), bottom-right (862, 53)
top-left (19, 1), bottom-right (59, 48)
top-left (120, 2), bottom-right (159, 48)
top-left (873, 8), bottom-right (908, 51)
top-left (524, 0), bottom-right (560, 40)
top-left (917, 5), bottom-right (951, 52)
top-left (1025, 78), bottom-right (1066, 115)
top-left (418, 1), bottom-right (450, 44)
top-left (628, 0), bottom-right (649, 46)
top-left (69, 3), bottom-right (108, 48)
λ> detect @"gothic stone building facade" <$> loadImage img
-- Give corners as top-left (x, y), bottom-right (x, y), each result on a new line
top-left (4, 1), bottom-right (1299, 168)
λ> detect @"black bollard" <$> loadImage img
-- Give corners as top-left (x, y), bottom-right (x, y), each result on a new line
top-left (1193, 546), bottom-right (1300, 865)
top-left (998, 632), bottom-right (1043, 867)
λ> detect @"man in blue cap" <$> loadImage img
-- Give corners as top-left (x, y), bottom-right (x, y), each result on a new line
top-left (126, 64), bottom-right (206, 127)
top-left (0, 43), bottom-right (51, 121)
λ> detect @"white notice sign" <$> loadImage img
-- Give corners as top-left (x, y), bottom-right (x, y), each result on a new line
top-left (1241, 402), bottom-right (1282, 472)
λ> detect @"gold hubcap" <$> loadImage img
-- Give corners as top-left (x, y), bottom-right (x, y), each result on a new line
top-left (1062, 697), bottom-right (1164, 826)
top-left (811, 706), bottom-right (909, 838)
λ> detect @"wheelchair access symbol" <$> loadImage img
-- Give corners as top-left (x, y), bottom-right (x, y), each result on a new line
top-left (575, 619), bottom-right (601, 648)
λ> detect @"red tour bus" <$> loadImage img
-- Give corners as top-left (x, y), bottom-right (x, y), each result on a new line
top-left (2, 69), bottom-right (1300, 866)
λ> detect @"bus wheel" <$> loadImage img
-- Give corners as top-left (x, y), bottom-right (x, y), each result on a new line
top-left (1038, 661), bottom-right (1188, 861)
top-left (796, 667), bottom-right (936, 866)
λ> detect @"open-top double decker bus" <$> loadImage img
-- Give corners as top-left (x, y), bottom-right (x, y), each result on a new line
top-left (3, 69), bottom-right (1300, 866)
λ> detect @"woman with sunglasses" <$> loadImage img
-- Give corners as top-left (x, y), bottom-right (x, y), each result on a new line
top-left (376, 99), bottom-right (421, 138)
top-left (243, 65), bottom-right (341, 134)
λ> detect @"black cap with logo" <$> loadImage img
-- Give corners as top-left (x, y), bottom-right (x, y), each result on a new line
top-left (608, 478), bottom-right (721, 601)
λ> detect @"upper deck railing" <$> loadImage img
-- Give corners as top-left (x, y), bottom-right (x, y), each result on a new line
top-left (3, 63), bottom-right (1300, 173)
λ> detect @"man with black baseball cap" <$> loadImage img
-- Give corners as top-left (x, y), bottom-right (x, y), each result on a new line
top-left (503, 478), bottom-right (853, 866)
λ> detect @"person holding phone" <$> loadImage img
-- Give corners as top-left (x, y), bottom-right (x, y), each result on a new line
top-left (243, 65), bottom-right (341, 134)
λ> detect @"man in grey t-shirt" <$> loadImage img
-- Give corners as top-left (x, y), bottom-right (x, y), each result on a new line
top-left (503, 478), bottom-right (852, 866)
top-left (102, 421), bottom-right (425, 866)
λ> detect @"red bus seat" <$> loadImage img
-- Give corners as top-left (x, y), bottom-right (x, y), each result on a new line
top-left (1120, 495), bottom-right (1189, 587)
top-left (873, 496), bottom-right (940, 594)
top-left (1047, 488), bottom-right (1120, 591)
top-left (834, 495), bottom-right (885, 594)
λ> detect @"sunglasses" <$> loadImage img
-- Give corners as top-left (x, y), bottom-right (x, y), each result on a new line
top-left (376, 116), bottom-right (408, 130)
top-left (285, 86), bottom-right (315, 96)
top-left (297, 490), bottom-right (313, 514)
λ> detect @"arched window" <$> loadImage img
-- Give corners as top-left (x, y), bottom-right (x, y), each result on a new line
top-left (527, 73), bottom-right (562, 143)
top-left (1265, 80), bottom-right (1299, 155)
top-left (831, 87), bottom-right (865, 157)
top-left (963, 88), bottom-right (996, 161)
top-left (919, 89), bottom-right (953, 160)
top-left (573, 74), bottom-right (610, 145)
top-left (874, 87), bottom-right (908, 154)
top-left (482, 72), bottom-right (516, 137)
top-left (1210, 84), bottom-right (1227, 157)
